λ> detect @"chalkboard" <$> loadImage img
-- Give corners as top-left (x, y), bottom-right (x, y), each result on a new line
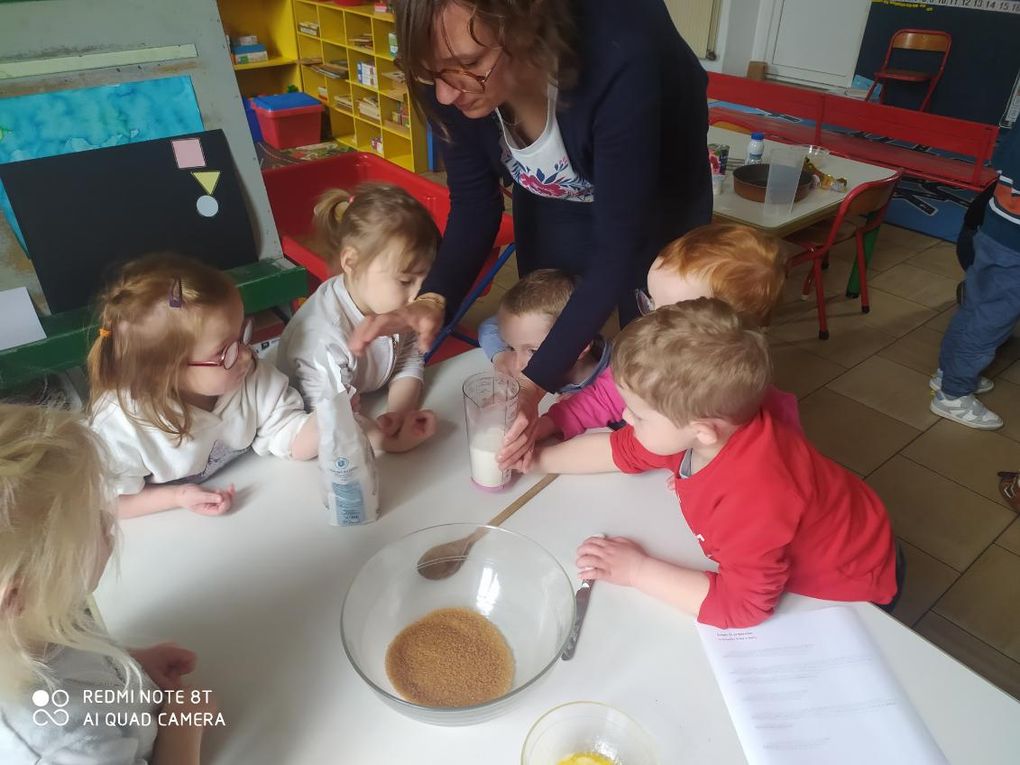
top-left (0, 130), bottom-right (257, 312)
top-left (855, 1), bottom-right (1020, 124)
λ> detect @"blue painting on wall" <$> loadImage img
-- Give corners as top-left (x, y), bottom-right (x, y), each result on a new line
top-left (0, 75), bottom-right (204, 252)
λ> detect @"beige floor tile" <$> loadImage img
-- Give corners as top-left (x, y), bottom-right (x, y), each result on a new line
top-left (934, 545), bottom-right (1020, 662)
top-left (981, 379), bottom-right (1020, 444)
top-left (905, 241), bottom-right (964, 281)
top-left (903, 421), bottom-right (1020, 508)
top-left (998, 519), bottom-right (1020, 556)
top-left (769, 343), bottom-right (845, 399)
top-left (827, 356), bottom-right (938, 430)
top-left (869, 263), bottom-right (959, 311)
top-left (916, 612), bottom-right (1020, 701)
top-left (781, 255), bottom-right (857, 305)
top-left (798, 388), bottom-right (921, 474)
top-left (876, 225), bottom-right (940, 253)
top-left (868, 457), bottom-right (1014, 571)
top-left (1000, 359), bottom-right (1020, 385)
top-left (986, 336), bottom-right (1020, 379)
top-left (925, 306), bottom-right (957, 333)
top-left (771, 317), bottom-right (897, 368)
top-left (858, 288), bottom-right (939, 338)
top-left (877, 326), bottom-right (943, 376)
top-left (890, 540), bottom-right (958, 627)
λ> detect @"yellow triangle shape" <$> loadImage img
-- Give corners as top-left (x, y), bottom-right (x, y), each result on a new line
top-left (192, 171), bottom-right (220, 195)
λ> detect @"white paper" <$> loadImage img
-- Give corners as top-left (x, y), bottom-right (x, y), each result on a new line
top-left (0, 287), bottom-right (45, 351)
top-left (698, 606), bottom-right (947, 765)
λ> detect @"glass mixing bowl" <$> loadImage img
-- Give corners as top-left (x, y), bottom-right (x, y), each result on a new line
top-left (522, 702), bottom-right (658, 765)
top-left (341, 523), bottom-right (575, 725)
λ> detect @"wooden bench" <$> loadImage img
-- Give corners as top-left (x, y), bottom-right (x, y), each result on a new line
top-left (707, 73), bottom-right (998, 192)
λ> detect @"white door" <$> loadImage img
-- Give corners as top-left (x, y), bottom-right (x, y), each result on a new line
top-left (763, 0), bottom-right (871, 88)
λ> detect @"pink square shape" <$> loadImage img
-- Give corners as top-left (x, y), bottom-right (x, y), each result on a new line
top-left (172, 138), bottom-right (206, 169)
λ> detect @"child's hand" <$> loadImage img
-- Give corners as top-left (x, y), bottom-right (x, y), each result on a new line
top-left (176, 484), bottom-right (235, 516)
top-left (381, 410), bottom-right (437, 453)
top-left (493, 351), bottom-right (517, 377)
top-left (375, 411), bottom-right (402, 438)
top-left (576, 536), bottom-right (649, 587)
top-left (161, 685), bottom-right (219, 721)
top-left (130, 643), bottom-right (197, 690)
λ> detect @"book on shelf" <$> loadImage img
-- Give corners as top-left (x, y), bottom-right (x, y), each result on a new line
top-left (298, 22), bottom-right (320, 37)
top-left (298, 56), bottom-right (323, 66)
top-left (334, 95), bottom-right (354, 111)
top-left (350, 34), bottom-right (373, 48)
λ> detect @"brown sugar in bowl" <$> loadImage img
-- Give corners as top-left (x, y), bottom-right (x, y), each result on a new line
top-left (732, 163), bottom-right (813, 203)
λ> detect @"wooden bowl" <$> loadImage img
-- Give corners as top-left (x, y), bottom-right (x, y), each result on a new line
top-left (732, 164), bottom-right (813, 203)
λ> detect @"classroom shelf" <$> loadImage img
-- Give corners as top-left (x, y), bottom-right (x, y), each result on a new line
top-left (293, 2), bottom-right (425, 172)
top-left (217, 0), bottom-right (301, 98)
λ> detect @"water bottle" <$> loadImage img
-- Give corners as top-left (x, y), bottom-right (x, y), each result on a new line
top-left (746, 132), bottom-right (765, 165)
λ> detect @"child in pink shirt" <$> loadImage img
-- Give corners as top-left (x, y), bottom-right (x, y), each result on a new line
top-left (532, 224), bottom-right (798, 452)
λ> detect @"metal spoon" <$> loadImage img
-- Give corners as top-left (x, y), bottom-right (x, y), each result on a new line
top-left (416, 474), bottom-right (557, 580)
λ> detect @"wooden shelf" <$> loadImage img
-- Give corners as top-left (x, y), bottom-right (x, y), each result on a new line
top-left (233, 56), bottom-right (297, 71)
top-left (382, 120), bottom-right (410, 139)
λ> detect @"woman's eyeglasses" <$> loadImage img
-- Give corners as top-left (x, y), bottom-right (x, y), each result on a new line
top-left (188, 318), bottom-right (253, 371)
top-left (414, 48), bottom-right (504, 94)
top-left (635, 289), bottom-right (655, 316)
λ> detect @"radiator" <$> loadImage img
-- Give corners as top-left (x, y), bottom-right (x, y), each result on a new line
top-left (663, 0), bottom-right (721, 60)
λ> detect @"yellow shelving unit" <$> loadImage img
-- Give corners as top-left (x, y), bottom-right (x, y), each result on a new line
top-left (293, 2), bottom-right (427, 172)
top-left (217, 0), bottom-right (301, 98)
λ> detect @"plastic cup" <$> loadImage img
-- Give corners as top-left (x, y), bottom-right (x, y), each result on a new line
top-left (521, 702), bottom-right (658, 765)
top-left (463, 372), bottom-right (519, 490)
top-left (764, 143), bottom-right (809, 220)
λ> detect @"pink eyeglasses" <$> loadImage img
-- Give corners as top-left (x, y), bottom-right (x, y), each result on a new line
top-left (187, 318), bottom-right (253, 370)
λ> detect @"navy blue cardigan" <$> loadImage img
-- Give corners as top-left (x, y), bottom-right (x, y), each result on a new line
top-left (420, 0), bottom-right (712, 391)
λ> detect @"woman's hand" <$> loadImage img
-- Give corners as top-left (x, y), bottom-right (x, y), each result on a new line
top-left (497, 377), bottom-right (545, 469)
top-left (349, 298), bottom-right (445, 356)
top-left (130, 643), bottom-right (197, 690)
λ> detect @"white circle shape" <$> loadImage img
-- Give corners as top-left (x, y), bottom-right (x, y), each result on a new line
top-left (196, 195), bottom-right (219, 217)
top-left (32, 689), bottom-right (49, 707)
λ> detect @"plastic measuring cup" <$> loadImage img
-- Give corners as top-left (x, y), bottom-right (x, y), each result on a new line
top-left (463, 372), bottom-right (520, 490)
top-left (764, 143), bottom-right (809, 220)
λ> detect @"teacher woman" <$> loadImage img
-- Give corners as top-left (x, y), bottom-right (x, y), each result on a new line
top-left (351, 0), bottom-right (712, 464)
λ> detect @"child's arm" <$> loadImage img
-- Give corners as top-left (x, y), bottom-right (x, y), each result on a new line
top-left (118, 484), bottom-right (235, 519)
top-left (531, 433), bottom-right (619, 474)
top-left (576, 536), bottom-right (710, 615)
top-left (546, 368), bottom-right (625, 440)
top-left (288, 413), bottom-right (319, 461)
top-left (151, 688), bottom-right (217, 765)
top-left (477, 315), bottom-right (508, 362)
top-left (377, 377), bottom-right (423, 436)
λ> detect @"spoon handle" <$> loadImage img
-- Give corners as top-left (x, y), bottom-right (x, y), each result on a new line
top-left (486, 474), bottom-right (557, 528)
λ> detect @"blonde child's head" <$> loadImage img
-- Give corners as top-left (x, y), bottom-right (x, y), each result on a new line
top-left (87, 253), bottom-right (251, 441)
top-left (0, 404), bottom-right (133, 697)
top-left (497, 269), bottom-right (578, 374)
top-left (612, 298), bottom-right (771, 455)
top-left (314, 182), bottom-right (440, 315)
top-left (645, 224), bottom-right (784, 326)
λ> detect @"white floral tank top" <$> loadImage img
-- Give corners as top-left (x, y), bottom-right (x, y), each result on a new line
top-left (497, 85), bottom-right (595, 203)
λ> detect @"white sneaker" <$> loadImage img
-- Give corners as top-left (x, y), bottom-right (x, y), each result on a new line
top-left (930, 392), bottom-right (1003, 430)
top-left (929, 368), bottom-right (994, 394)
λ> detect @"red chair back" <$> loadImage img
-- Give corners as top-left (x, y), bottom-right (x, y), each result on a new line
top-left (819, 171), bottom-right (903, 252)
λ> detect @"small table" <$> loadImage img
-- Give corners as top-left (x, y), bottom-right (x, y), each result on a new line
top-left (94, 349), bottom-right (1020, 764)
top-left (709, 126), bottom-right (897, 294)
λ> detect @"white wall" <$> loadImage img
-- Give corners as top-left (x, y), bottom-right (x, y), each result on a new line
top-left (695, 0), bottom-right (765, 76)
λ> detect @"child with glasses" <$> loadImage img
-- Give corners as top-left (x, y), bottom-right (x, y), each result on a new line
top-left (87, 253), bottom-right (319, 518)
top-left (516, 225), bottom-right (796, 470)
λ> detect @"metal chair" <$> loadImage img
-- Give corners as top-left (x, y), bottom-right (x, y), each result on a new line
top-left (865, 29), bottom-right (952, 113)
top-left (784, 172), bottom-right (902, 339)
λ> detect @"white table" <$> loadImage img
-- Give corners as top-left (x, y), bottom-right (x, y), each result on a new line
top-left (709, 126), bottom-right (897, 237)
top-left (96, 350), bottom-right (1020, 764)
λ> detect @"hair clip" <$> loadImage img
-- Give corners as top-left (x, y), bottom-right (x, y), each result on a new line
top-left (168, 277), bottom-right (183, 308)
top-left (348, 195), bottom-right (356, 204)
top-left (98, 327), bottom-right (112, 338)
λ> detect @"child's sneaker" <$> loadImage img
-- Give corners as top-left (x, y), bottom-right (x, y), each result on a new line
top-left (929, 368), bottom-right (994, 394)
top-left (930, 392), bottom-right (1003, 430)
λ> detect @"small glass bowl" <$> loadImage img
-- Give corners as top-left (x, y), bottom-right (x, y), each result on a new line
top-left (522, 702), bottom-right (658, 765)
top-left (805, 144), bottom-right (831, 168)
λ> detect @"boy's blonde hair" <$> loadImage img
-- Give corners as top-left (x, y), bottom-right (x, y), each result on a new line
top-left (0, 404), bottom-right (135, 698)
top-left (314, 182), bottom-right (440, 276)
top-left (654, 224), bottom-right (784, 325)
top-left (613, 298), bottom-right (772, 426)
top-left (87, 253), bottom-right (238, 441)
top-left (500, 268), bottom-right (576, 319)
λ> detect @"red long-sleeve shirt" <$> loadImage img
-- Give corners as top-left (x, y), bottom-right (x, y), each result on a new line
top-left (610, 407), bottom-right (897, 628)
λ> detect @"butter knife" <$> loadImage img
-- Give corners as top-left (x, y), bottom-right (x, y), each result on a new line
top-left (561, 577), bottom-right (594, 661)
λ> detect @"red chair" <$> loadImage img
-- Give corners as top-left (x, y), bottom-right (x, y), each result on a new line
top-left (784, 172), bottom-right (902, 339)
top-left (865, 29), bottom-right (951, 113)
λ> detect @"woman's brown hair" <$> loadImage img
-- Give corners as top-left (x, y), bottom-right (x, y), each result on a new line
top-left (313, 182), bottom-right (440, 275)
top-left (394, 0), bottom-right (578, 118)
top-left (86, 253), bottom-right (238, 442)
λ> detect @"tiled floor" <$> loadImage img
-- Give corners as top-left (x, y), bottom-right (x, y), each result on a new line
top-left (458, 223), bottom-right (1020, 701)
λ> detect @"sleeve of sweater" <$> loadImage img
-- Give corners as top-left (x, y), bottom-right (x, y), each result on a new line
top-left (523, 48), bottom-right (662, 392)
top-left (609, 425), bottom-right (677, 474)
top-left (251, 362), bottom-right (315, 458)
top-left (696, 485), bottom-right (802, 629)
top-left (419, 99), bottom-right (505, 320)
top-left (477, 315), bottom-right (507, 361)
top-left (547, 367), bottom-right (626, 439)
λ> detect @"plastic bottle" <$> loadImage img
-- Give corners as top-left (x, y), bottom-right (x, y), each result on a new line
top-left (746, 132), bottom-right (765, 165)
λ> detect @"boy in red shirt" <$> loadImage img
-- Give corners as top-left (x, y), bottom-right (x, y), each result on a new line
top-left (532, 298), bottom-right (899, 628)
